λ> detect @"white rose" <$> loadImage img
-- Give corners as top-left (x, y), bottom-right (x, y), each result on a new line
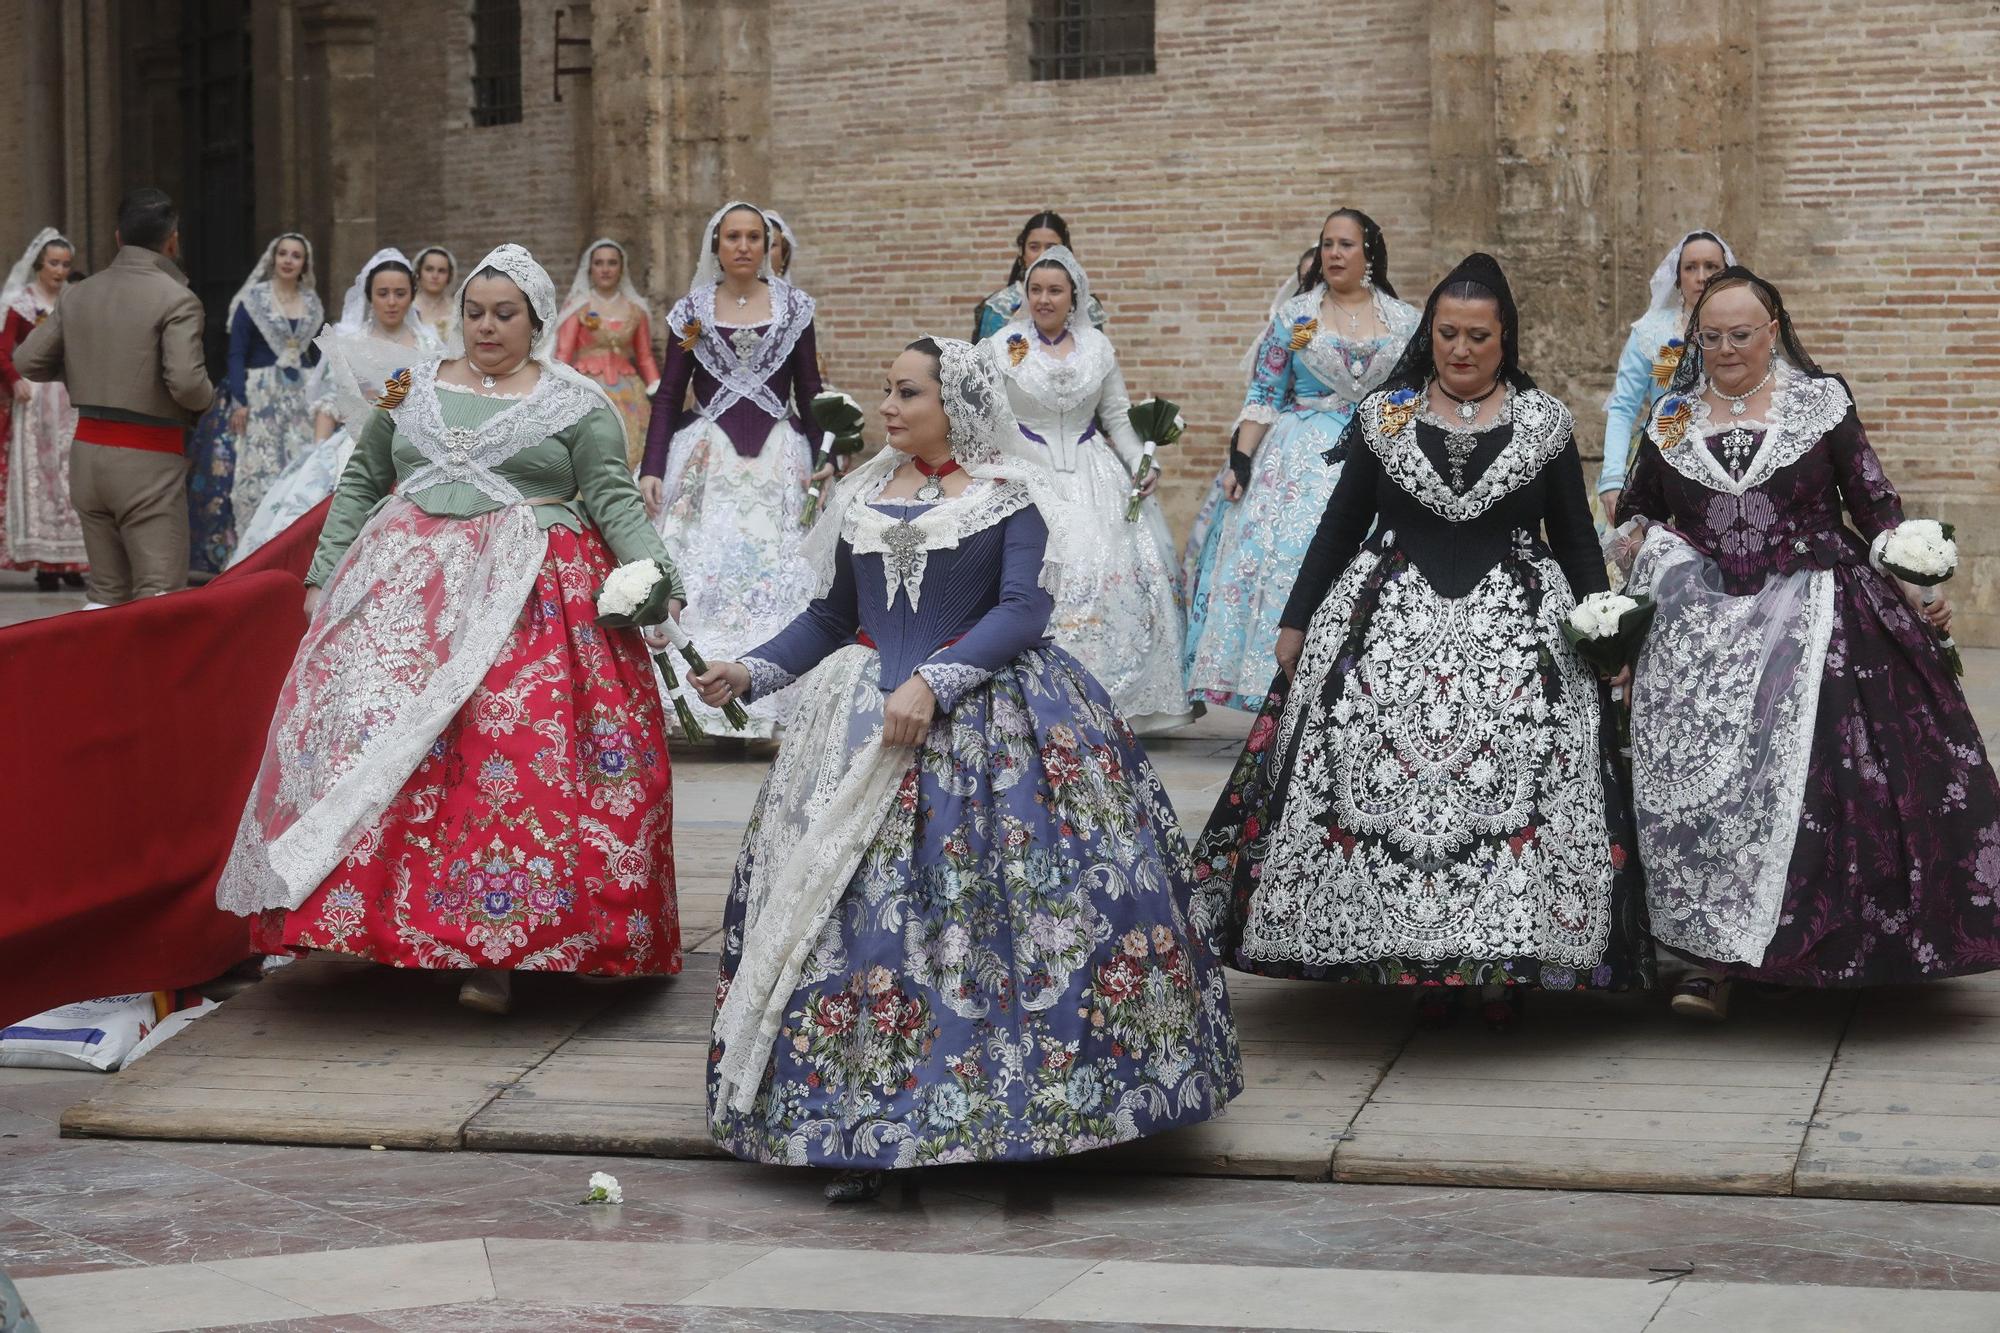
top-left (597, 561), bottom-right (661, 618)
top-left (1882, 520), bottom-right (1957, 579)
top-left (586, 1171), bottom-right (623, 1204)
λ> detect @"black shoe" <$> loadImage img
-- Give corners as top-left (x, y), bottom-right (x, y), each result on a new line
top-left (33, 571), bottom-right (59, 592)
top-left (1483, 989), bottom-right (1525, 1033)
top-left (823, 1169), bottom-right (886, 1203)
top-left (60, 572), bottom-right (85, 589)
top-left (1415, 989), bottom-right (1463, 1029)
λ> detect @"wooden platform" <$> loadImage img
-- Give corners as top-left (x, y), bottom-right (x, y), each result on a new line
top-left (58, 953), bottom-right (2000, 1203)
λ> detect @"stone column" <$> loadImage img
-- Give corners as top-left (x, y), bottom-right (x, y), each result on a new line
top-left (17, 1), bottom-right (67, 239)
top-left (591, 0), bottom-right (674, 311)
top-left (299, 2), bottom-right (378, 295)
top-left (60, 0), bottom-right (122, 266)
top-left (666, 0), bottom-right (773, 290)
top-left (1427, 4), bottom-right (1498, 282)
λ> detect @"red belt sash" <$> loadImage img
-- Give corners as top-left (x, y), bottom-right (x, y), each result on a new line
top-left (75, 417), bottom-right (185, 454)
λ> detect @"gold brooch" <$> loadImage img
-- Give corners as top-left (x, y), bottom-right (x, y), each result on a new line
top-left (1007, 333), bottom-right (1029, 367)
top-left (375, 367), bottom-right (413, 410)
top-left (581, 310), bottom-right (603, 333)
top-left (1654, 396), bottom-right (1693, 449)
top-left (1288, 317), bottom-right (1318, 351)
top-left (1378, 388), bottom-right (1421, 436)
top-left (677, 319), bottom-right (702, 351)
top-left (1650, 338), bottom-right (1685, 387)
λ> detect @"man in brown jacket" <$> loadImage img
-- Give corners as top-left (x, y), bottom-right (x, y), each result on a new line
top-left (17, 187), bottom-right (214, 605)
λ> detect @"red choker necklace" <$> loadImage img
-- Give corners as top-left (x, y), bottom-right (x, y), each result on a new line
top-left (912, 455), bottom-right (961, 501)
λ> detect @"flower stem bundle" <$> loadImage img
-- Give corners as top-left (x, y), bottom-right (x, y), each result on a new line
top-left (1123, 398), bottom-right (1184, 523)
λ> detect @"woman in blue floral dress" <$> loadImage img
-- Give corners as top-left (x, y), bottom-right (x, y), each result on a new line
top-left (1183, 209), bottom-right (1419, 711)
top-left (694, 336), bottom-right (1242, 1201)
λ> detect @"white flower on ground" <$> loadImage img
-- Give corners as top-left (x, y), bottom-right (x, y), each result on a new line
top-left (597, 561), bottom-right (661, 619)
top-left (1568, 592), bottom-right (1637, 640)
top-left (583, 1171), bottom-right (623, 1204)
top-left (1882, 519), bottom-right (1957, 580)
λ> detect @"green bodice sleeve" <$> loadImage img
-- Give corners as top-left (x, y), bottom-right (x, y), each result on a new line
top-left (303, 388), bottom-right (684, 615)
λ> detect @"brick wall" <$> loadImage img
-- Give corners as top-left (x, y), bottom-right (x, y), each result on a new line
top-left (1754, 1), bottom-right (2000, 638)
top-left (762, 0), bottom-right (1433, 531)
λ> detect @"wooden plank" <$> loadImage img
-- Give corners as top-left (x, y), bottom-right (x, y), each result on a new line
top-left (1368, 1076), bottom-right (1817, 1115)
top-left (1334, 1132), bottom-right (1794, 1195)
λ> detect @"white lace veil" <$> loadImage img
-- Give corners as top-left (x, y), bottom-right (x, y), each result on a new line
top-left (557, 236), bottom-right (651, 328)
top-left (2, 227), bottom-right (72, 313)
top-left (450, 242), bottom-right (618, 417)
top-left (689, 200), bottom-right (773, 290)
top-left (336, 247), bottom-right (414, 335)
top-left (227, 233), bottom-right (314, 329)
top-left (800, 335), bottom-right (1085, 601)
top-left (762, 209), bottom-right (798, 278)
top-left (412, 245), bottom-right (457, 287)
top-left (1023, 245), bottom-right (1092, 329)
top-left (1636, 228), bottom-right (1738, 328)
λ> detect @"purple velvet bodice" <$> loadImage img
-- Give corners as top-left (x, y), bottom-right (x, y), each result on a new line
top-left (745, 501), bottom-right (1055, 705)
top-left (1619, 389), bottom-right (1902, 597)
top-left (639, 318), bottom-right (822, 471)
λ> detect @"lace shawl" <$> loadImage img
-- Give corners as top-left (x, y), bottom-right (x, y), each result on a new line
top-left (1646, 361), bottom-right (1851, 497)
top-left (666, 278), bottom-right (816, 423)
top-left (1361, 387), bottom-right (1575, 522)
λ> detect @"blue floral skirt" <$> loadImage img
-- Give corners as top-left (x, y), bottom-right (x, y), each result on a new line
top-left (708, 645), bottom-right (1244, 1168)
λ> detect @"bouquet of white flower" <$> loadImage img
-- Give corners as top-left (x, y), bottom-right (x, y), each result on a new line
top-left (801, 391), bottom-right (866, 528)
top-left (1561, 591), bottom-right (1656, 675)
top-left (1879, 519), bottom-right (1962, 675)
top-left (596, 560), bottom-right (751, 729)
top-left (1124, 398), bottom-right (1185, 522)
top-left (581, 1171), bottom-right (622, 1205)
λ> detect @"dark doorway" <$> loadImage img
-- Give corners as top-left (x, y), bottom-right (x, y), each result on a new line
top-left (179, 0), bottom-right (256, 372)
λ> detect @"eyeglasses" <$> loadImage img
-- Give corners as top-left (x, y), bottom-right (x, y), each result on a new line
top-left (1692, 320), bottom-right (1774, 351)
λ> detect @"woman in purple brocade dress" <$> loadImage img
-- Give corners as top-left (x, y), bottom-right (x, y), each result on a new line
top-left (1615, 268), bottom-right (2000, 1019)
top-left (692, 337), bottom-right (1241, 1202)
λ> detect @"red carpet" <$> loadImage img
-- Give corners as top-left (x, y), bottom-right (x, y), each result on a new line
top-left (0, 499), bottom-right (328, 1026)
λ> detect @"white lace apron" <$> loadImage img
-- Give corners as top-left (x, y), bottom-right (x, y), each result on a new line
top-left (1628, 525), bottom-right (1834, 964)
top-left (713, 643), bottom-right (916, 1112)
top-left (215, 364), bottom-right (598, 916)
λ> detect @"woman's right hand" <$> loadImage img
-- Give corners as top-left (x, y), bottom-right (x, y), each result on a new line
top-left (230, 405), bottom-right (250, 433)
top-left (303, 585), bottom-right (324, 619)
top-left (639, 475), bottom-right (664, 519)
top-left (11, 380), bottom-right (31, 404)
top-left (1275, 627), bottom-right (1305, 678)
top-left (693, 660), bottom-right (751, 708)
top-left (1223, 472), bottom-right (1246, 502)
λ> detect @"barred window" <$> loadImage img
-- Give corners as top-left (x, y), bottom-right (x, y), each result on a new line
top-left (470, 0), bottom-right (523, 127)
top-left (1028, 0), bottom-right (1155, 81)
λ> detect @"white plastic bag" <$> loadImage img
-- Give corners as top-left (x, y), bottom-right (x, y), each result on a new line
top-left (0, 994), bottom-right (157, 1072)
top-left (121, 999), bottom-right (219, 1067)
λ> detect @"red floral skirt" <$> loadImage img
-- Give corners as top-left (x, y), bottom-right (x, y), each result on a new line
top-left (256, 523), bottom-right (681, 974)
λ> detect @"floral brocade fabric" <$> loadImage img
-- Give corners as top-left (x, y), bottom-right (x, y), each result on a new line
top-left (257, 523), bottom-right (682, 975)
top-left (708, 649), bottom-right (1243, 1168)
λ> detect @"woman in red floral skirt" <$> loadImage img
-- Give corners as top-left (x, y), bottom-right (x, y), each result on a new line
top-left (216, 243), bottom-right (685, 1014)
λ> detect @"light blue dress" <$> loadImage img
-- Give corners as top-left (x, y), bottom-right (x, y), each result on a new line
top-left (1599, 305), bottom-right (1684, 498)
top-left (1181, 289), bottom-right (1417, 711)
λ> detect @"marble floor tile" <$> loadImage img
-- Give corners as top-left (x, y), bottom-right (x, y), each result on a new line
top-left (680, 1247), bottom-right (1098, 1319)
top-left (484, 1238), bottom-right (770, 1305)
top-left (205, 1237), bottom-right (495, 1316)
top-left (14, 1262), bottom-right (319, 1333)
top-left (1652, 1280), bottom-right (2000, 1332)
top-left (1027, 1260), bottom-right (1669, 1332)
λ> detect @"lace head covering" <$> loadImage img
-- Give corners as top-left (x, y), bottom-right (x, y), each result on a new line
top-left (412, 245), bottom-right (457, 288)
top-left (1378, 251), bottom-right (1535, 395)
top-left (336, 247), bottom-right (415, 335)
top-left (689, 201), bottom-right (772, 290)
top-left (1664, 264), bottom-right (1824, 396)
top-left (762, 210), bottom-right (798, 278)
top-left (451, 242), bottom-right (618, 414)
top-left (2, 227), bottom-right (73, 315)
top-left (1638, 229), bottom-right (1738, 328)
top-left (557, 236), bottom-right (650, 328)
top-left (225, 233), bottom-right (315, 327)
top-left (800, 336), bottom-right (1085, 605)
top-left (1023, 245), bottom-right (1091, 329)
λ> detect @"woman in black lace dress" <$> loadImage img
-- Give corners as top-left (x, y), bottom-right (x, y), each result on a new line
top-left (1191, 253), bottom-right (1651, 1030)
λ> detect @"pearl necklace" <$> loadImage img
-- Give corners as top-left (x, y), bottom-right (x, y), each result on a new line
top-left (1711, 362), bottom-right (1776, 416)
top-left (478, 355), bottom-right (533, 391)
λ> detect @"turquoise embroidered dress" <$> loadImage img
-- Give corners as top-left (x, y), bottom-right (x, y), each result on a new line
top-left (1181, 288), bottom-right (1418, 711)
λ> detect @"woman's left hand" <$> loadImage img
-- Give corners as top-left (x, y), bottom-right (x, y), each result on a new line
top-left (1605, 665), bottom-right (1632, 690)
top-left (1903, 583), bottom-right (1953, 632)
top-left (1137, 470), bottom-right (1159, 498)
top-left (640, 602), bottom-right (685, 650)
top-left (882, 675), bottom-right (937, 748)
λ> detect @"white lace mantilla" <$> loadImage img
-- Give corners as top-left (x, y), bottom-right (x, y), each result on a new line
top-left (669, 279), bottom-right (815, 424)
top-left (995, 323), bottom-right (1117, 415)
top-left (1245, 551), bottom-right (1612, 969)
top-left (1648, 361), bottom-right (1851, 497)
top-left (1280, 289), bottom-right (1421, 406)
top-left (839, 478), bottom-right (1034, 612)
top-left (1363, 388), bottom-right (1574, 522)
top-left (1628, 526), bottom-right (1833, 964)
top-left (241, 282), bottom-right (323, 372)
top-left (392, 361), bottom-right (599, 506)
